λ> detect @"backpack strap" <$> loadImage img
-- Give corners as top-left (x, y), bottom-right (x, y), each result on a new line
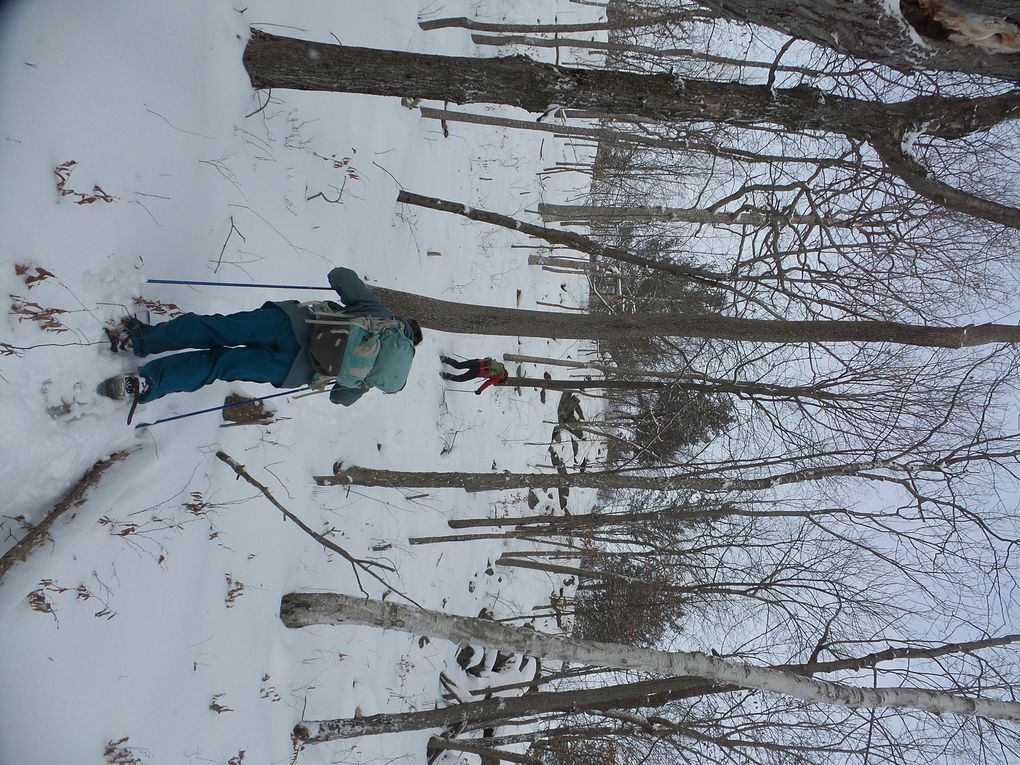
top-left (306, 311), bottom-right (374, 377)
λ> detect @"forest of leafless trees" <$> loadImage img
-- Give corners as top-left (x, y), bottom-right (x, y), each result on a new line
top-left (244, 1), bottom-right (1020, 762)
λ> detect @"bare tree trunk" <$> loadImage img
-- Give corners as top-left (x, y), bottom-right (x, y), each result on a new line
top-left (497, 555), bottom-right (631, 583)
top-left (244, 31), bottom-right (1019, 137)
top-left (295, 676), bottom-right (708, 741)
top-left (446, 502), bottom-right (818, 531)
top-left (281, 592), bottom-right (1020, 742)
top-left (366, 280), bottom-right (1020, 347)
top-left (419, 106), bottom-right (850, 169)
top-left (503, 353), bottom-right (598, 369)
top-left (696, 0), bottom-right (1020, 83)
top-left (409, 531), bottom-right (526, 545)
top-left (537, 201), bottom-right (863, 228)
top-left (499, 375), bottom-right (892, 407)
top-left (501, 354), bottom-right (892, 402)
top-left (242, 30), bottom-right (1020, 226)
top-left (428, 738), bottom-right (541, 765)
top-left (470, 33), bottom-right (822, 78)
top-left (502, 376), bottom-right (662, 391)
top-left (398, 190), bottom-right (724, 283)
top-left (419, 7), bottom-right (682, 34)
top-left (315, 458), bottom-right (993, 494)
top-left (419, 18), bottom-right (618, 33)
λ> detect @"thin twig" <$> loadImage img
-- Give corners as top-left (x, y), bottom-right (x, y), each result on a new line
top-left (245, 88), bottom-right (273, 119)
top-left (228, 203), bottom-right (320, 259)
top-left (144, 105), bottom-right (215, 139)
top-left (372, 161), bottom-right (403, 189)
top-left (306, 177), bottom-right (347, 204)
top-left (215, 451), bottom-right (422, 607)
top-left (766, 38), bottom-right (797, 91)
top-left (129, 200), bottom-right (160, 226)
top-left (214, 216), bottom-right (246, 273)
top-left (250, 22), bottom-right (309, 32)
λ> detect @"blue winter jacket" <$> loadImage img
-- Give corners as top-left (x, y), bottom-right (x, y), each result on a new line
top-left (267, 267), bottom-right (416, 406)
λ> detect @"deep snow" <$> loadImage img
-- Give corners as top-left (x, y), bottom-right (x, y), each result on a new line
top-left (0, 1), bottom-right (604, 762)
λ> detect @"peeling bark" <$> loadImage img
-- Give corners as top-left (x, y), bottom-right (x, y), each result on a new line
top-left (697, 0), bottom-right (1020, 82)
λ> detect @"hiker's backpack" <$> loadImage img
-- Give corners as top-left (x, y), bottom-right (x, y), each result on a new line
top-left (306, 305), bottom-right (415, 394)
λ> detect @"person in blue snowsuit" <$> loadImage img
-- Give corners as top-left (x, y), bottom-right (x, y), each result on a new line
top-left (98, 267), bottom-right (422, 406)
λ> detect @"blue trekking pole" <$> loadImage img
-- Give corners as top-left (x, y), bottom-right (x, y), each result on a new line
top-left (133, 386), bottom-right (311, 429)
top-left (147, 278), bottom-right (334, 291)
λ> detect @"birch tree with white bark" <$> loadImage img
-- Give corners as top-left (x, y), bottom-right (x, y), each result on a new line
top-left (281, 593), bottom-right (1020, 745)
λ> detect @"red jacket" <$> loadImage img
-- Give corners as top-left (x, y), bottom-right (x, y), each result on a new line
top-left (475, 359), bottom-right (508, 394)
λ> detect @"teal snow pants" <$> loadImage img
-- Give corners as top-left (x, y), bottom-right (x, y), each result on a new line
top-left (131, 307), bottom-right (301, 403)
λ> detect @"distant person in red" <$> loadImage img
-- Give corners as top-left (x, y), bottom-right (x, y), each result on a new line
top-left (440, 356), bottom-right (509, 394)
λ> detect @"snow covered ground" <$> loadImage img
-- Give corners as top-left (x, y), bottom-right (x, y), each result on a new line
top-left (0, 1), bottom-right (604, 762)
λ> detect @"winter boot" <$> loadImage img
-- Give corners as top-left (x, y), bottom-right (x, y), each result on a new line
top-left (97, 373), bottom-right (148, 401)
